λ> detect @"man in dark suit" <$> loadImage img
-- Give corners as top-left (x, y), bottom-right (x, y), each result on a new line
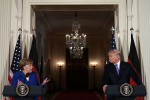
top-left (102, 49), bottom-right (142, 100)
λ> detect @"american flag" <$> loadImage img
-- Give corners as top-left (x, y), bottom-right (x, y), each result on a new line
top-left (107, 33), bottom-right (117, 63)
top-left (5, 34), bottom-right (22, 100)
top-left (111, 33), bottom-right (117, 49)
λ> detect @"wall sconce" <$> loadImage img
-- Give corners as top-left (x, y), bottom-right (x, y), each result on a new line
top-left (90, 62), bottom-right (98, 89)
top-left (57, 62), bottom-right (64, 67)
top-left (57, 62), bottom-right (64, 89)
top-left (90, 62), bottom-right (98, 67)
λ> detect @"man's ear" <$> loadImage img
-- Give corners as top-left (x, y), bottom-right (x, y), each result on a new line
top-left (117, 55), bottom-right (119, 59)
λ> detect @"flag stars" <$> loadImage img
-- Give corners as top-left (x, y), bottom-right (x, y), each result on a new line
top-left (10, 35), bottom-right (22, 73)
top-left (111, 34), bottom-right (116, 49)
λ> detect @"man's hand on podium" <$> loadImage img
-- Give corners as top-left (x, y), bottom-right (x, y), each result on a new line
top-left (103, 85), bottom-right (107, 93)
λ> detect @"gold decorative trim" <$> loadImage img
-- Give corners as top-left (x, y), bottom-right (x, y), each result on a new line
top-left (16, 83), bottom-right (29, 96)
top-left (120, 83), bottom-right (133, 96)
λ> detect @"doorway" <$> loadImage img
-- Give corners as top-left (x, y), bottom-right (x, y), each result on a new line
top-left (34, 5), bottom-right (117, 89)
top-left (66, 48), bottom-right (88, 89)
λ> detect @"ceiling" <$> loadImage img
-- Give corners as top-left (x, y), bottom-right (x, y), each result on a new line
top-left (33, 5), bottom-right (117, 37)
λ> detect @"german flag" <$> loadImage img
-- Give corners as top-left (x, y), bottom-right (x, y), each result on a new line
top-left (128, 33), bottom-right (144, 100)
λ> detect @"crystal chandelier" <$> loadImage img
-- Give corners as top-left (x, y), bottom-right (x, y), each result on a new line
top-left (66, 12), bottom-right (86, 58)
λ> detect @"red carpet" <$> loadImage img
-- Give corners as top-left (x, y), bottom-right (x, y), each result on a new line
top-left (53, 91), bottom-right (100, 100)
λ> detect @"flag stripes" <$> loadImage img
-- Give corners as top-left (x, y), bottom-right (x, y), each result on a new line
top-left (5, 34), bottom-right (22, 100)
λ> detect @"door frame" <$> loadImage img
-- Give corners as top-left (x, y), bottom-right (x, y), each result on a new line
top-left (22, 0), bottom-right (128, 89)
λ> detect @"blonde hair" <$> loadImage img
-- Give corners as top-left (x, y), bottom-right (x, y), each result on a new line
top-left (108, 49), bottom-right (120, 57)
top-left (19, 58), bottom-right (33, 70)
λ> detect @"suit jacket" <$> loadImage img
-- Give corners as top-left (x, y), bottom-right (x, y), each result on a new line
top-left (102, 61), bottom-right (142, 85)
top-left (102, 61), bottom-right (142, 100)
top-left (11, 71), bottom-right (39, 86)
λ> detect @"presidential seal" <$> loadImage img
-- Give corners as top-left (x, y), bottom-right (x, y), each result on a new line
top-left (120, 83), bottom-right (133, 96)
top-left (16, 83), bottom-right (29, 96)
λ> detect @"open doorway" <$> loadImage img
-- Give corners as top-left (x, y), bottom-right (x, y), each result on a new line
top-left (34, 5), bottom-right (117, 90)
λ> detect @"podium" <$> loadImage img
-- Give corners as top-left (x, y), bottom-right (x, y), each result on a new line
top-left (105, 85), bottom-right (146, 100)
top-left (3, 85), bottom-right (44, 100)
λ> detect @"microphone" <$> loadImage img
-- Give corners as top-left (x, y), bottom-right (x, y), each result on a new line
top-left (23, 73), bottom-right (30, 83)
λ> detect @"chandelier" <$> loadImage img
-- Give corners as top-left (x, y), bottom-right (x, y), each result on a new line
top-left (66, 12), bottom-right (86, 58)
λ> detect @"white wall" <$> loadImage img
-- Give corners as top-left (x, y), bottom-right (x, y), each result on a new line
top-left (138, 0), bottom-right (150, 99)
top-left (0, 0), bottom-right (11, 99)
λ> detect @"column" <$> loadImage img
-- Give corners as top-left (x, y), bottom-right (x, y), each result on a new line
top-left (0, 0), bottom-right (11, 99)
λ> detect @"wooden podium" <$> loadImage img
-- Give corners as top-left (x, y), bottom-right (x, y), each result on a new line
top-left (105, 85), bottom-right (146, 100)
top-left (3, 85), bottom-right (44, 100)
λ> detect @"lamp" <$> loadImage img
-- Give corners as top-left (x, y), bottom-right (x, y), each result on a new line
top-left (90, 62), bottom-right (98, 89)
top-left (57, 62), bottom-right (64, 89)
top-left (66, 11), bottom-right (86, 58)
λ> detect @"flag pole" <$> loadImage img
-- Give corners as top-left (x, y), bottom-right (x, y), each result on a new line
top-left (18, 28), bottom-right (22, 31)
top-left (32, 27), bottom-right (36, 36)
top-left (32, 27), bottom-right (35, 31)
top-left (18, 28), bottom-right (22, 34)
top-left (130, 27), bottom-right (134, 34)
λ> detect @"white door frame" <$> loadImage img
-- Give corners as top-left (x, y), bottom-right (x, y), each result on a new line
top-left (23, 0), bottom-right (128, 61)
